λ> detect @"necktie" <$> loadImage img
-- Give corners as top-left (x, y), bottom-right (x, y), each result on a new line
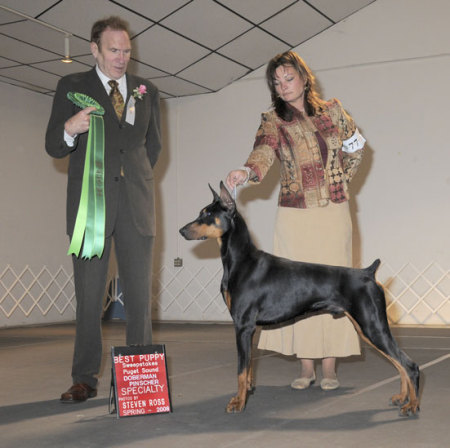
top-left (108, 80), bottom-right (124, 119)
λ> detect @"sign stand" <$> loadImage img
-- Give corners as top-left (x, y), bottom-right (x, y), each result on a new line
top-left (110, 345), bottom-right (172, 418)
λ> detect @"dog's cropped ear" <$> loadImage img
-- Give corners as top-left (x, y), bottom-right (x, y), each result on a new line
top-left (208, 184), bottom-right (220, 202)
top-left (219, 181), bottom-right (236, 212)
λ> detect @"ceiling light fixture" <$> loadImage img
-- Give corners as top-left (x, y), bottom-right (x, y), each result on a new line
top-left (61, 35), bottom-right (73, 63)
top-left (0, 5), bottom-right (73, 64)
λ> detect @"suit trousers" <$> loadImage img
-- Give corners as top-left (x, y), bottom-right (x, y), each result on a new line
top-left (71, 178), bottom-right (154, 387)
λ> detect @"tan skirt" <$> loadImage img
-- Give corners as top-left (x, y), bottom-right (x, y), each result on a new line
top-left (257, 201), bottom-right (360, 358)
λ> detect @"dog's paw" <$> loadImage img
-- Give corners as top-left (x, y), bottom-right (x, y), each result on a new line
top-left (225, 395), bottom-right (245, 413)
top-left (399, 401), bottom-right (420, 417)
top-left (389, 393), bottom-right (407, 407)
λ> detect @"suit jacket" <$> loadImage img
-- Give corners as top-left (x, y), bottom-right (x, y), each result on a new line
top-left (46, 68), bottom-right (162, 237)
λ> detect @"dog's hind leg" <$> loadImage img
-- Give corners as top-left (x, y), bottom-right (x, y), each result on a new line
top-left (247, 361), bottom-right (255, 394)
top-left (226, 325), bottom-right (255, 413)
top-left (345, 310), bottom-right (420, 416)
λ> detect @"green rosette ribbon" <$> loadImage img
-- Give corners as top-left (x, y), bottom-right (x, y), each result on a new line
top-left (67, 92), bottom-right (106, 259)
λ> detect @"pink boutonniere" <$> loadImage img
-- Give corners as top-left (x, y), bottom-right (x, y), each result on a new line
top-left (132, 84), bottom-right (147, 100)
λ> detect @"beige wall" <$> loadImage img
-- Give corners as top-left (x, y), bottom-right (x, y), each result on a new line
top-left (1, 0), bottom-right (449, 326)
top-left (0, 84), bottom-right (74, 326)
top-left (163, 0), bottom-right (450, 324)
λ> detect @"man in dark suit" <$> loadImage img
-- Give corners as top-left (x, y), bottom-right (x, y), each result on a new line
top-left (45, 16), bottom-right (161, 402)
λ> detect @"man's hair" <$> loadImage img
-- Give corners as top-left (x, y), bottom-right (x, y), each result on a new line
top-left (91, 16), bottom-right (130, 48)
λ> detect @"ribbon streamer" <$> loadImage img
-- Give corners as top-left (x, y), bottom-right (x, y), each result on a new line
top-left (67, 92), bottom-right (106, 259)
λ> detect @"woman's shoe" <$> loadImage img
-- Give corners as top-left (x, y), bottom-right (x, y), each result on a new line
top-left (320, 377), bottom-right (340, 390)
top-left (290, 372), bottom-right (316, 390)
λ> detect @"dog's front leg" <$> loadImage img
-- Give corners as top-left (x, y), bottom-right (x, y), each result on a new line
top-left (226, 326), bottom-right (254, 413)
top-left (226, 369), bottom-right (249, 413)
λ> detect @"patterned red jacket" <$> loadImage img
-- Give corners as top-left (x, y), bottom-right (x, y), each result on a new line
top-left (245, 99), bottom-right (365, 208)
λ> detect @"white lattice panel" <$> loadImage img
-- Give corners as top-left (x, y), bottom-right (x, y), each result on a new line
top-left (153, 260), bottom-right (450, 324)
top-left (377, 261), bottom-right (450, 325)
top-left (1, 261), bottom-right (449, 326)
top-left (0, 265), bottom-right (76, 326)
top-left (152, 263), bottom-right (230, 321)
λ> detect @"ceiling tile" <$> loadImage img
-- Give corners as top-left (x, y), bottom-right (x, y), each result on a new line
top-left (0, 0), bottom-right (377, 97)
top-left (152, 76), bottom-right (211, 97)
top-left (1, 21), bottom-right (90, 57)
top-left (261, 1), bottom-right (332, 46)
top-left (0, 8), bottom-right (20, 25)
top-left (0, 0), bottom-right (57, 20)
top-left (178, 53), bottom-right (249, 91)
top-left (307, 0), bottom-right (375, 22)
top-left (127, 60), bottom-right (167, 79)
top-left (38, 0), bottom-right (152, 40)
top-left (113, 0), bottom-right (191, 22)
top-left (218, 0), bottom-right (296, 24)
top-left (0, 56), bottom-right (20, 68)
top-left (0, 34), bottom-right (58, 64)
top-left (161, 0), bottom-right (252, 49)
top-left (71, 54), bottom-right (97, 67)
top-left (0, 65), bottom-right (60, 90)
top-left (0, 74), bottom-right (50, 93)
top-left (134, 25), bottom-right (209, 74)
top-left (31, 60), bottom-right (91, 78)
top-left (219, 28), bottom-right (290, 70)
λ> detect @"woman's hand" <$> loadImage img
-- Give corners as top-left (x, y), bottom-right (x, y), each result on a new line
top-left (226, 169), bottom-right (248, 190)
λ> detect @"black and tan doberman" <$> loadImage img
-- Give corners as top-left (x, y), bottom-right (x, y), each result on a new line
top-left (179, 182), bottom-right (420, 416)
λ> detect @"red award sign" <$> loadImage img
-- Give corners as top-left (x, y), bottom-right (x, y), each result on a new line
top-left (111, 345), bottom-right (172, 417)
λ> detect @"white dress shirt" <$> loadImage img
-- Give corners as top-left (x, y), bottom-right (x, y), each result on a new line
top-left (64, 66), bottom-right (127, 146)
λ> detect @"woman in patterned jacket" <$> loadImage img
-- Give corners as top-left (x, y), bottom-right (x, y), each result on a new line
top-left (226, 51), bottom-right (366, 390)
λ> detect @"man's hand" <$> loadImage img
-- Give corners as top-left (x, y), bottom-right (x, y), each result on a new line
top-left (64, 106), bottom-right (97, 137)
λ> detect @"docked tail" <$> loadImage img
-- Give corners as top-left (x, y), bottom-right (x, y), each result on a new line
top-left (365, 259), bottom-right (381, 277)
